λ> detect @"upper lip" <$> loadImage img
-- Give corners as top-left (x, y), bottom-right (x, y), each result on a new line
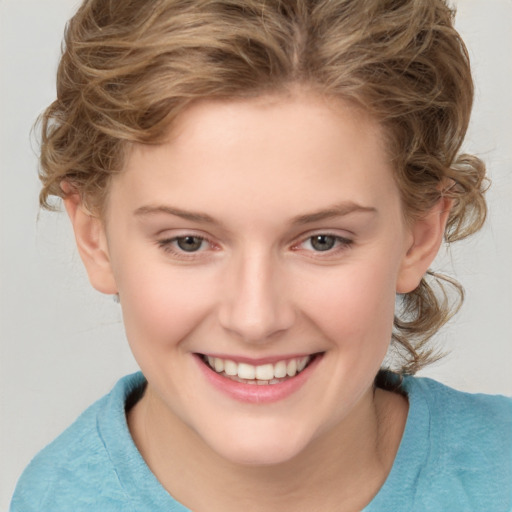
top-left (196, 352), bottom-right (323, 365)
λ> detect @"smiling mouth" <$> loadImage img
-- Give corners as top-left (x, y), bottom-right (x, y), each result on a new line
top-left (199, 353), bottom-right (321, 385)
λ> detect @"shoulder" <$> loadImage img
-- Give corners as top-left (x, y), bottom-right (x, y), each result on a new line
top-left (403, 376), bottom-right (512, 510)
top-left (10, 373), bottom-right (146, 512)
top-left (404, 376), bottom-right (512, 441)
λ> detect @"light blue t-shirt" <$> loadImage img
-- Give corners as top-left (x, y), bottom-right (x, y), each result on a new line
top-left (10, 372), bottom-right (512, 511)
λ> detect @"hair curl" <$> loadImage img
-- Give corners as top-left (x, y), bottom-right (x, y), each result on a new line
top-left (38, 0), bottom-right (488, 374)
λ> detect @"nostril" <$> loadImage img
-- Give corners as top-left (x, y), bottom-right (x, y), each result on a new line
top-left (217, 263), bottom-right (295, 342)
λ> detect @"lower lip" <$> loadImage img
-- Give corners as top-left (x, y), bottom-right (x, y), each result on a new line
top-left (194, 354), bottom-right (322, 404)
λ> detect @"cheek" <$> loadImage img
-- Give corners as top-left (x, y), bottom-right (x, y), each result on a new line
top-left (117, 262), bottom-right (218, 352)
top-left (299, 258), bottom-right (399, 345)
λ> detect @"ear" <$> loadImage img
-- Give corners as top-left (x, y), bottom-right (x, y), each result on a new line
top-left (62, 187), bottom-right (118, 295)
top-left (396, 196), bottom-right (452, 294)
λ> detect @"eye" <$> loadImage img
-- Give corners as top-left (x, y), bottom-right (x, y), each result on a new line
top-left (175, 235), bottom-right (206, 252)
top-left (157, 234), bottom-right (213, 257)
top-left (309, 234), bottom-right (337, 252)
top-left (295, 233), bottom-right (353, 255)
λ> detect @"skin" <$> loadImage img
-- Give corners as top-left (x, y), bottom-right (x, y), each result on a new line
top-left (65, 89), bottom-right (451, 511)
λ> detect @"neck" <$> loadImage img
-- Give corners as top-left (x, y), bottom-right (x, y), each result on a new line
top-left (128, 384), bottom-right (407, 512)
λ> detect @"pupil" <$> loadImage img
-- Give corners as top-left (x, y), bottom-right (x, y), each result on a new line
top-left (177, 236), bottom-right (203, 252)
top-left (311, 235), bottom-right (335, 251)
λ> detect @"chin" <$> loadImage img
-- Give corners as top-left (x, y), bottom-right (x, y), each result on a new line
top-left (200, 423), bottom-right (315, 467)
top-left (216, 443), bottom-right (306, 467)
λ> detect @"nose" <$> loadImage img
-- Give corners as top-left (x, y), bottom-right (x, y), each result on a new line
top-left (218, 250), bottom-right (295, 343)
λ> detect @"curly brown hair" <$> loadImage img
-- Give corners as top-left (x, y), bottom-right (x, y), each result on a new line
top-left (38, 0), bottom-right (487, 374)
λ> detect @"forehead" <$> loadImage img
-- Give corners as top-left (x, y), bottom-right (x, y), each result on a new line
top-left (163, 92), bottom-right (385, 166)
top-left (111, 91), bottom-right (400, 224)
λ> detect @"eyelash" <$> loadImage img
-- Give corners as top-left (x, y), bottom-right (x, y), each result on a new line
top-left (157, 235), bottom-right (215, 260)
top-left (293, 234), bottom-right (354, 256)
top-left (157, 232), bottom-right (353, 260)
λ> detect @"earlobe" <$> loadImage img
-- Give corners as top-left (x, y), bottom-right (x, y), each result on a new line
top-left (63, 188), bottom-right (118, 295)
top-left (396, 197), bottom-right (453, 294)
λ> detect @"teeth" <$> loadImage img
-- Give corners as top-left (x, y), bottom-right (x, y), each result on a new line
top-left (204, 355), bottom-right (313, 382)
top-left (238, 363), bottom-right (256, 380)
top-left (274, 360), bottom-right (287, 378)
top-left (287, 359), bottom-right (297, 377)
top-left (224, 359), bottom-right (238, 376)
top-left (255, 364), bottom-right (274, 381)
top-left (214, 358), bottom-right (224, 373)
top-left (297, 357), bottom-right (308, 372)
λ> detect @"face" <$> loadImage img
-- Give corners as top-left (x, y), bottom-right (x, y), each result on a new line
top-left (92, 92), bottom-right (420, 465)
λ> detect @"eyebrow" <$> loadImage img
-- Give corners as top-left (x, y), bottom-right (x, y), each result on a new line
top-left (290, 202), bottom-right (377, 225)
top-left (134, 205), bottom-right (216, 223)
top-left (134, 201), bottom-right (377, 226)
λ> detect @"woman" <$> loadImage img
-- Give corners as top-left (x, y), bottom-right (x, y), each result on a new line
top-left (10, 1), bottom-right (512, 510)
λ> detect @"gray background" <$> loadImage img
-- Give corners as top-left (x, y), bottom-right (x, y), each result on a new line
top-left (1, 0), bottom-right (511, 509)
